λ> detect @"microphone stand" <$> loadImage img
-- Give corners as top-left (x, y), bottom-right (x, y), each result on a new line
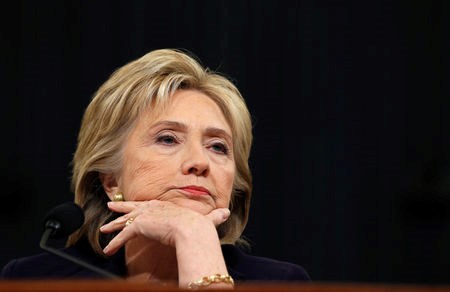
top-left (40, 223), bottom-right (122, 280)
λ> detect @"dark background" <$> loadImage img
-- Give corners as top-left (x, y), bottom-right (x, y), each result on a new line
top-left (1, 0), bottom-right (449, 284)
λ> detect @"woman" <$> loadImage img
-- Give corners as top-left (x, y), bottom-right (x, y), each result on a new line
top-left (1, 49), bottom-right (310, 288)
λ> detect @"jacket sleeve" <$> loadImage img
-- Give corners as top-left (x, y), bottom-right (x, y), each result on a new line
top-left (0, 259), bottom-right (17, 279)
top-left (284, 262), bottom-right (311, 281)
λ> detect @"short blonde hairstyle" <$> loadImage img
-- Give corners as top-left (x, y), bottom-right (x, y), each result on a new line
top-left (67, 49), bottom-right (253, 255)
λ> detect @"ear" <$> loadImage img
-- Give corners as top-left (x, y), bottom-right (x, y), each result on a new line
top-left (99, 173), bottom-right (119, 200)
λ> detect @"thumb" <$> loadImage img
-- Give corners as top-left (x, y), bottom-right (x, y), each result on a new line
top-left (206, 208), bottom-right (231, 227)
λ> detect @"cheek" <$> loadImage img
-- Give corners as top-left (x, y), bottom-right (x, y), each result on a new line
top-left (120, 156), bottom-right (173, 200)
top-left (215, 165), bottom-right (235, 205)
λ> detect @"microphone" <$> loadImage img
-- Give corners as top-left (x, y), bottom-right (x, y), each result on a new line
top-left (39, 201), bottom-right (121, 279)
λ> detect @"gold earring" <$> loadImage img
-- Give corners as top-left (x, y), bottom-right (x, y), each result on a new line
top-left (113, 193), bottom-right (124, 202)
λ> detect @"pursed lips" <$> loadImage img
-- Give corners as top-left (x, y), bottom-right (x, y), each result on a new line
top-left (178, 185), bottom-right (210, 196)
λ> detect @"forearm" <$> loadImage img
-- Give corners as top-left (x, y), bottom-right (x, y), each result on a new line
top-left (175, 223), bottom-right (231, 289)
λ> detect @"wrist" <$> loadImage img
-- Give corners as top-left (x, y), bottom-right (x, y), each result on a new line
top-left (187, 274), bottom-right (234, 290)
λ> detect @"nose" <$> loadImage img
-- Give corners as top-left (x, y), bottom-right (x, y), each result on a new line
top-left (181, 142), bottom-right (210, 176)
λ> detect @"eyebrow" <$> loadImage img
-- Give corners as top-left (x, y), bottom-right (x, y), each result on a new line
top-left (151, 120), bottom-right (187, 131)
top-left (204, 127), bottom-right (233, 145)
top-left (151, 120), bottom-right (233, 144)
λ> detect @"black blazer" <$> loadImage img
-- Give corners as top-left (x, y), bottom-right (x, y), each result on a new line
top-left (1, 241), bottom-right (310, 282)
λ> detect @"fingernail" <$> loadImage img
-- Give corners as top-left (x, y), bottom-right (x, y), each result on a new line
top-left (99, 225), bottom-right (105, 231)
top-left (223, 208), bottom-right (231, 219)
top-left (103, 245), bottom-right (109, 254)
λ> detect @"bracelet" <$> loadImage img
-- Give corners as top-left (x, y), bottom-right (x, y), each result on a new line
top-left (187, 274), bottom-right (234, 289)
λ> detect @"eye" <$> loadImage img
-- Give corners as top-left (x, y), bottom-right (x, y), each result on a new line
top-left (210, 142), bottom-right (229, 155)
top-left (156, 134), bottom-right (178, 145)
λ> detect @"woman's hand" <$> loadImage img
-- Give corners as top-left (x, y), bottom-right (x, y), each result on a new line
top-left (99, 200), bottom-right (230, 256)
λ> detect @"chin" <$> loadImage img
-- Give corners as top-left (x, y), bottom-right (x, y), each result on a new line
top-left (172, 198), bottom-right (214, 215)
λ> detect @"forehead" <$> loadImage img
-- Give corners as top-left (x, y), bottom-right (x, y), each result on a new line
top-left (137, 90), bottom-right (232, 135)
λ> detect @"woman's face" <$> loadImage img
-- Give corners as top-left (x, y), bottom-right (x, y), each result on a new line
top-left (105, 89), bottom-right (235, 215)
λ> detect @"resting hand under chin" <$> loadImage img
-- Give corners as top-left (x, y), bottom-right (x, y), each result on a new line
top-left (99, 200), bottom-right (230, 256)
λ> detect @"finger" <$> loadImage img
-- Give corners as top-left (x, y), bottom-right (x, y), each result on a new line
top-left (107, 201), bottom-right (141, 213)
top-left (100, 213), bottom-right (136, 233)
top-left (206, 208), bottom-right (230, 227)
top-left (103, 225), bottom-right (137, 256)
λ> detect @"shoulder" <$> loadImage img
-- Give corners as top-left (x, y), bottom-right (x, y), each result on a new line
top-left (1, 251), bottom-right (87, 279)
top-left (222, 244), bottom-right (311, 282)
top-left (1, 244), bottom-right (124, 279)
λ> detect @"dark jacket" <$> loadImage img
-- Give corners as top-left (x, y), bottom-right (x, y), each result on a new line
top-left (1, 241), bottom-right (310, 282)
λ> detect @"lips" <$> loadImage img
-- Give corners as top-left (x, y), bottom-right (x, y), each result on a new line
top-left (179, 185), bottom-right (210, 196)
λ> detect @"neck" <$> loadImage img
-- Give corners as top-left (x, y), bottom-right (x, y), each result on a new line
top-left (125, 236), bottom-right (178, 283)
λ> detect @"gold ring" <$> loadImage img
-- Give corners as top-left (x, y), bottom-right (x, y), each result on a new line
top-left (125, 217), bottom-right (134, 227)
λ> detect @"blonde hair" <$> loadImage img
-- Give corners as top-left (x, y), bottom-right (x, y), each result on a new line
top-left (67, 49), bottom-right (253, 255)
